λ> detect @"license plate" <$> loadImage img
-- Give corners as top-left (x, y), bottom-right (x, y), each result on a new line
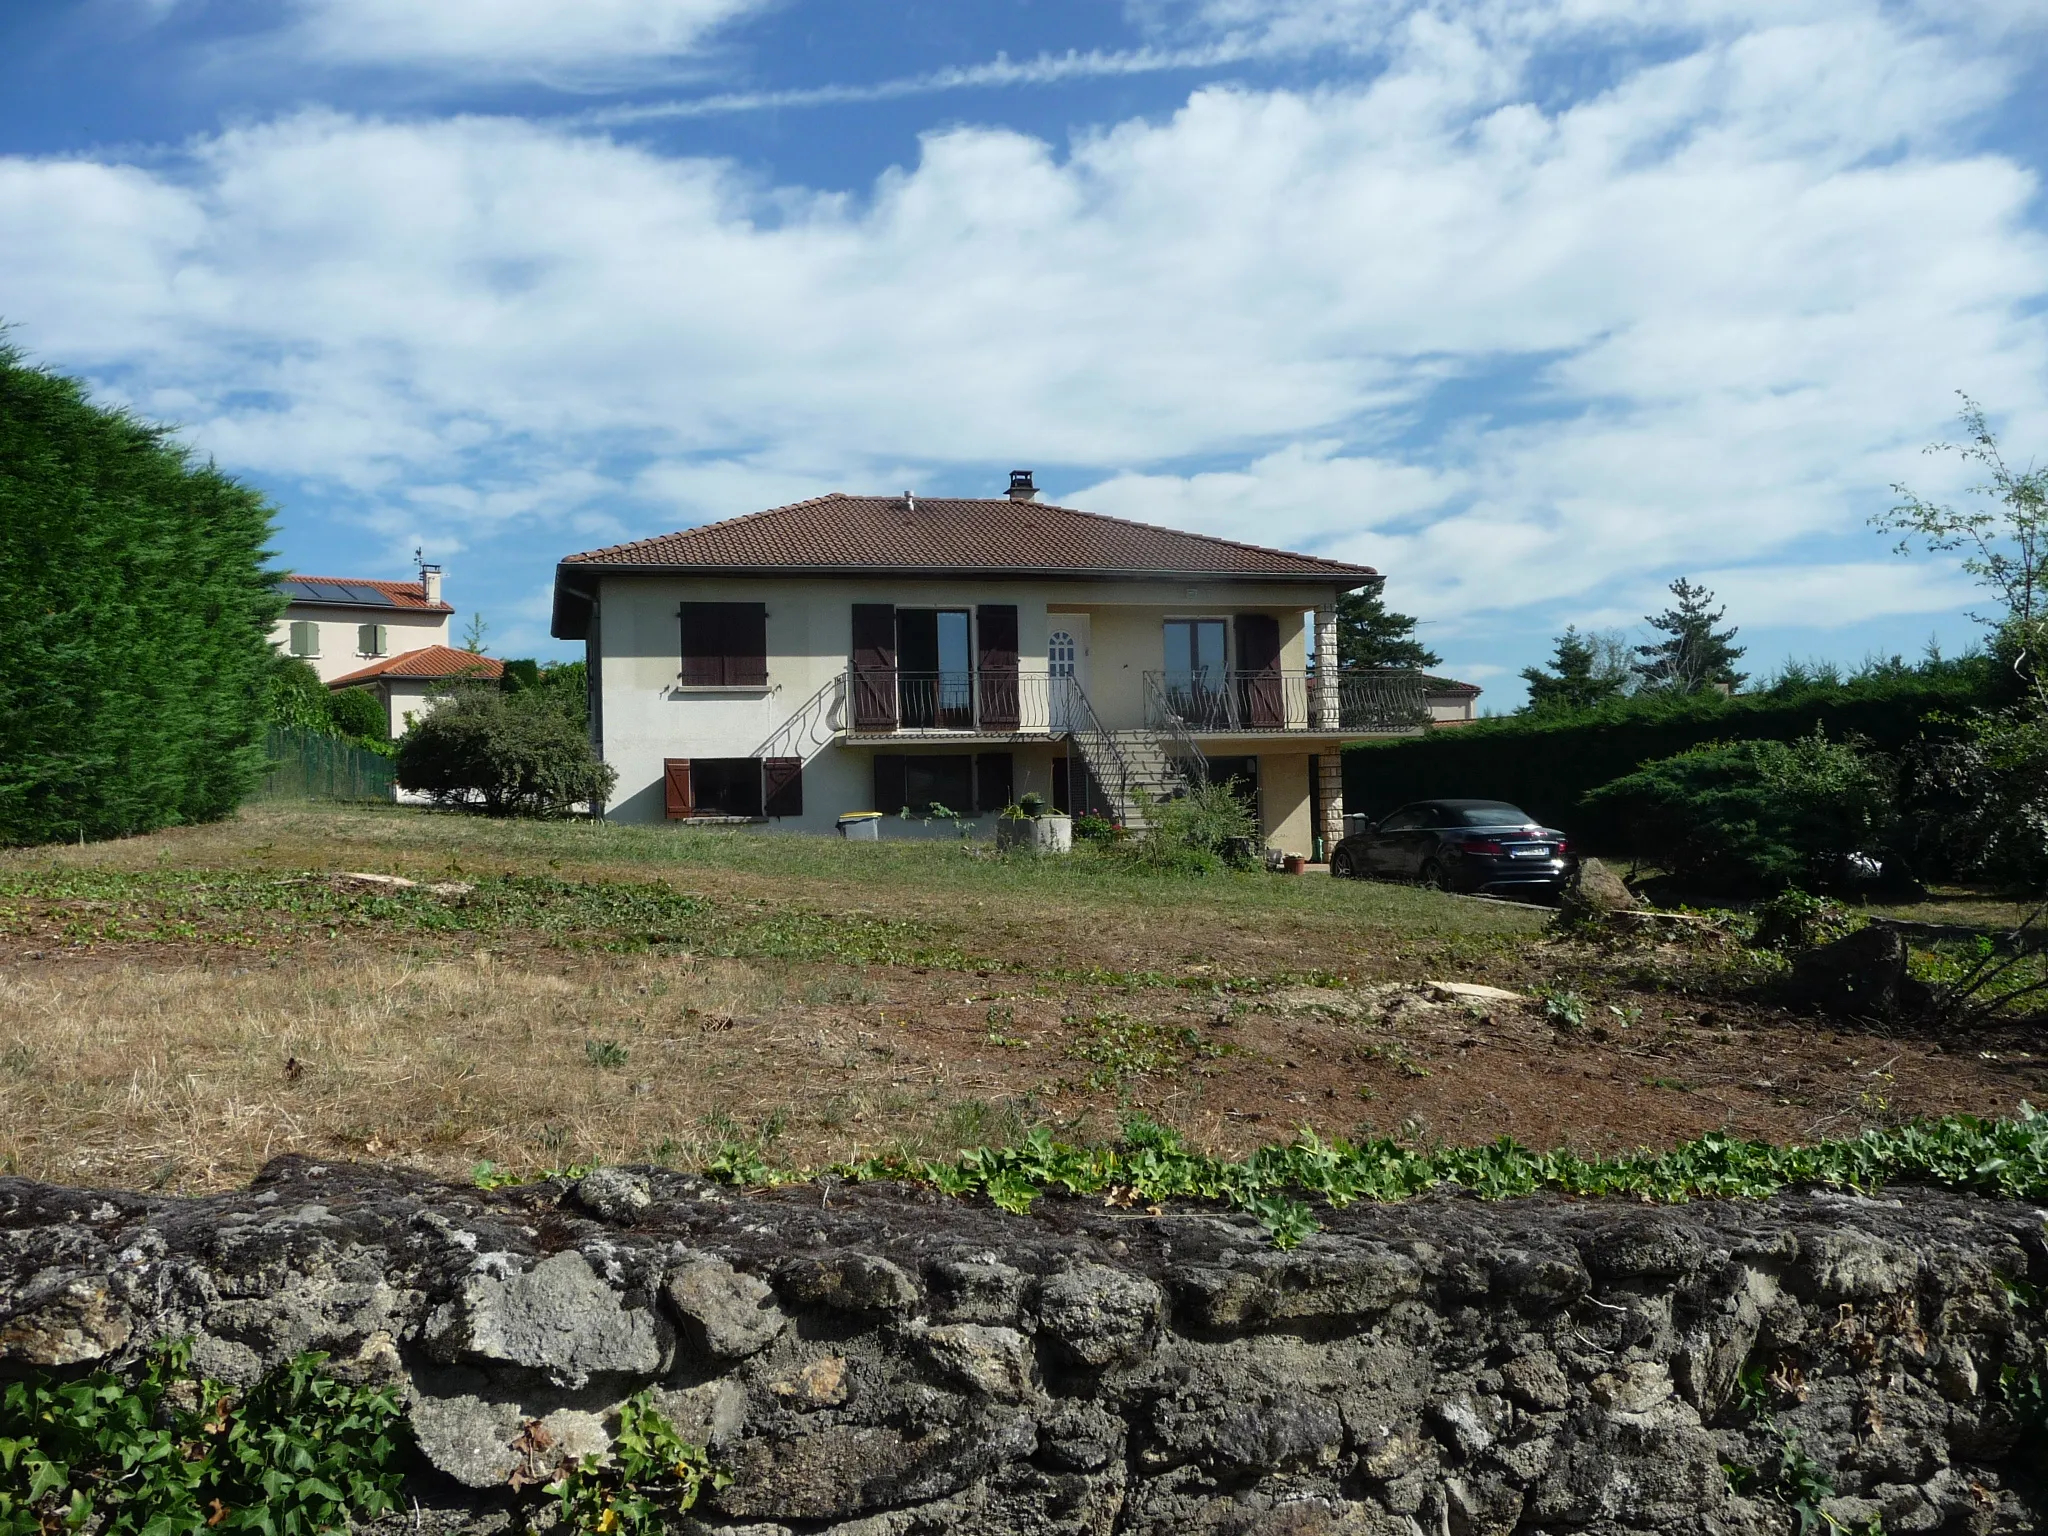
top-left (1508, 846), bottom-right (1549, 858)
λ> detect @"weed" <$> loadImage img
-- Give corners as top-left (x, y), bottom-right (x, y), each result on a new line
top-left (545, 1391), bottom-right (727, 1536)
top-left (1063, 1012), bottom-right (1228, 1091)
top-left (585, 1037), bottom-right (630, 1070)
top-left (1532, 983), bottom-right (1588, 1032)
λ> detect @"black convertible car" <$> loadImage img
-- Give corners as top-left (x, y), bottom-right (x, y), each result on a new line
top-left (1331, 799), bottom-right (1575, 896)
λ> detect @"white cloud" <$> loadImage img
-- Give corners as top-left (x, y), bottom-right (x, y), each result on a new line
top-left (284, 0), bottom-right (770, 80)
top-left (0, 0), bottom-right (2043, 651)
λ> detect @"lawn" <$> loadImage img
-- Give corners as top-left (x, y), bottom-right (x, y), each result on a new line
top-left (1, 802), bottom-right (2040, 1193)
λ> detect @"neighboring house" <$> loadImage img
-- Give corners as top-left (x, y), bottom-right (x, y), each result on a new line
top-left (550, 475), bottom-right (1427, 855)
top-left (1422, 675), bottom-right (1483, 726)
top-left (271, 566), bottom-right (498, 736)
top-left (326, 645), bottom-right (505, 739)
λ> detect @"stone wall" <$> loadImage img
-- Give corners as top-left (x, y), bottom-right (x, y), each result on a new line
top-left (3, 1157), bottom-right (2044, 1535)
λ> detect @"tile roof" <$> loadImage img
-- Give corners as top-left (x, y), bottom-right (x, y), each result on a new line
top-left (280, 575), bottom-right (453, 614)
top-left (327, 645), bottom-right (504, 687)
top-left (1420, 675), bottom-right (1483, 696)
top-left (561, 493), bottom-right (1376, 581)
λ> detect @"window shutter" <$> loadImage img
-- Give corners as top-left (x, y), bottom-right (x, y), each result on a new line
top-left (290, 620), bottom-right (318, 657)
top-left (679, 606), bottom-right (721, 686)
top-left (1234, 613), bottom-right (1284, 727)
top-left (727, 603), bottom-right (767, 687)
top-left (976, 605), bottom-right (1019, 731)
top-left (851, 603), bottom-right (898, 731)
top-left (873, 754), bottom-right (905, 815)
top-left (375, 623), bottom-right (389, 655)
top-left (763, 757), bottom-right (803, 817)
top-left (663, 759), bottom-right (693, 820)
top-left (975, 752), bottom-right (1014, 815)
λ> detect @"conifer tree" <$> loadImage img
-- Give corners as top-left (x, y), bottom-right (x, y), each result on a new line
top-left (1633, 578), bottom-right (1746, 694)
top-left (1520, 626), bottom-right (1626, 713)
top-left (0, 340), bottom-right (281, 844)
top-left (1336, 580), bottom-right (1441, 671)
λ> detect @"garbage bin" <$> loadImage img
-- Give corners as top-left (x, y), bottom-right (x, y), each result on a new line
top-left (837, 812), bottom-right (883, 841)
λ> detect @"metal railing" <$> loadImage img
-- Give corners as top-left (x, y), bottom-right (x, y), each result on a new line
top-left (842, 668), bottom-right (1057, 736)
top-left (752, 672), bottom-right (846, 763)
top-left (1142, 669), bottom-right (1429, 733)
top-left (1142, 671), bottom-right (1208, 786)
top-left (1058, 677), bottom-right (1142, 824)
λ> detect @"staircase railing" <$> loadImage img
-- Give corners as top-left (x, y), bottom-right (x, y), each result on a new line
top-left (750, 672), bottom-right (846, 763)
top-left (1142, 671), bottom-right (1208, 789)
top-left (1060, 677), bottom-right (1141, 824)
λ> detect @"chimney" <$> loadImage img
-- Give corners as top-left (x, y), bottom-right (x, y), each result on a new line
top-left (420, 563), bottom-right (443, 605)
top-left (1006, 469), bottom-right (1038, 503)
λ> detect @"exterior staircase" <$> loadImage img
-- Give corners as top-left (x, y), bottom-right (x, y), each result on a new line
top-left (1059, 679), bottom-right (1200, 832)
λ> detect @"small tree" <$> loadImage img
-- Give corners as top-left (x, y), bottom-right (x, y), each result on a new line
top-left (500, 658), bottom-right (590, 731)
top-left (1335, 580), bottom-right (1440, 671)
top-left (1877, 393), bottom-right (2048, 694)
top-left (325, 687), bottom-right (389, 747)
top-left (1520, 627), bottom-right (1628, 713)
top-left (395, 685), bottom-right (614, 817)
top-left (263, 655), bottom-right (333, 732)
top-left (1633, 579), bottom-right (1746, 694)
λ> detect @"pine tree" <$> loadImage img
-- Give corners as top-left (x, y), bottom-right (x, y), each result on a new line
top-left (1633, 578), bottom-right (1746, 694)
top-left (1520, 627), bottom-right (1626, 713)
top-left (1336, 581), bottom-right (1441, 671)
top-left (0, 341), bottom-right (281, 844)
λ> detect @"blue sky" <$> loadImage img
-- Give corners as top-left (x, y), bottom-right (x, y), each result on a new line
top-left (3, 0), bottom-right (2045, 703)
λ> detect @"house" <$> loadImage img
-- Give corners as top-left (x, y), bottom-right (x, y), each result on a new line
top-left (272, 566), bottom-right (500, 737)
top-left (1422, 675), bottom-right (1484, 725)
top-left (548, 474), bottom-right (1428, 855)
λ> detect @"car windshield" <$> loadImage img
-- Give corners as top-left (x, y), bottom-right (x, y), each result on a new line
top-left (1439, 803), bottom-right (1534, 827)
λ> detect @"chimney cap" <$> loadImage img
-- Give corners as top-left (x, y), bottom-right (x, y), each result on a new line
top-left (1006, 469), bottom-right (1038, 503)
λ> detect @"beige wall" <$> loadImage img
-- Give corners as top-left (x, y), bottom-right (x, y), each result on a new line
top-left (1257, 751), bottom-right (1314, 856)
top-left (273, 605), bottom-right (450, 684)
top-left (590, 574), bottom-right (1345, 830)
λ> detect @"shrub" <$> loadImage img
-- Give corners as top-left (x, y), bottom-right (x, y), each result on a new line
top-left (500, 657), bottom-right (590, 730)
top-left (395, 685), bottom-right (615, 817)
top-left (1901, 705), bottom-right (2048, 889)
top-left (1072, 811), bottom-right (1122, 844)
top-left (1344, 659), bottom-right (1990, 849)
top-left (325, 686), bottom-right (390, 746)
top-left (0, 342), bottom-right (281, 845)
top-left (1585, 729), bottom-right (1897, 893)
top-left (1113, 778), bottom-right (1259, 874)
top-left (263, 654), bottom-right (333, 732)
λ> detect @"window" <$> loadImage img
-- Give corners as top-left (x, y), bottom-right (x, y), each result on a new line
top-left (289, 620), bottom-right (320, 657)
top-left (679, 602), bottom-right (768, 687)
top-left (896, 608), bottom-right (973, 729)
top-left (1164, 619), bottom-right (1227, 684)
top-left (873, 754), bottom-right (975, 816)
top-left (662, 757), bottom-right (801, 821)
top-left (357, 622), bottom-right (389, 656)
top-left (690, 759), bottom-right (764, 817)
top-left (975, 752), bottom-right (1013, 814)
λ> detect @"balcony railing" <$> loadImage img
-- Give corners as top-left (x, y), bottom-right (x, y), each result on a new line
top-left (842, 668), bottom-right (1060, 737)
top-left (1142, 669), bottom-right (1429, 734)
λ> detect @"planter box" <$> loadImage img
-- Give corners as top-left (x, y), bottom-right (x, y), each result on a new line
top-left (996, 814), bottom-right (1072, 854)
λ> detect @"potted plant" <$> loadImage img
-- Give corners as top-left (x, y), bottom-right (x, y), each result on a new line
top-left (995, 791), bottom-right (1072, 853)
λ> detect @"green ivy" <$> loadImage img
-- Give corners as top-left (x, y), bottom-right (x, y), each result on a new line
top-left (545, 1391), bottom-right (727, 1536)
top-left (0, 1340), bottom-right (407, 1536)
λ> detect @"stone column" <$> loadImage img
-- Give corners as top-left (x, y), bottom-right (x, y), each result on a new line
top-left (1313, 607), bottom-right (1340, 729)
top-left (1317, 754), bottom-right (1345, 858)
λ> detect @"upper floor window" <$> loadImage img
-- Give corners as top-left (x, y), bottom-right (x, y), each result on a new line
top-left (288, 620), bottom-right (320, 657)
top-left (680, 602), bottom-right (768, 687)
top-left (1163, 619), bottom-right (1226, 685)
top-left (357, 623), bottom-right (389, 657)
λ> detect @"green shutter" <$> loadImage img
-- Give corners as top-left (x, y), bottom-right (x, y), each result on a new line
top-left (290, 620), bottom-right (319, 656)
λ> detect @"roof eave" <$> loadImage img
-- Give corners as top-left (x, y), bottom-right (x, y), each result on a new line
top-left (555, 561), bottom-right (1376, 585)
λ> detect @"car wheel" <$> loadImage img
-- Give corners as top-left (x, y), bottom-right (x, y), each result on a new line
top-left (1330, 848), bottom-right (1357, 879)
top-left (1419, 859), bottom-right (1449, 891)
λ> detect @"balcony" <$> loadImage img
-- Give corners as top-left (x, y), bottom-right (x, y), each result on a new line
top-left (840, 669), bottom-right (1063, 740)
top-left (1143, 670), bottom-right (1428, 735)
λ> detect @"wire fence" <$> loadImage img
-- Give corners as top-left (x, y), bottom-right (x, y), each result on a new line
top-left (251, 726), bottom-right (396, 803)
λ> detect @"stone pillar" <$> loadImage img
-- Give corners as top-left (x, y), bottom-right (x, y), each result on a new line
top-left (1317, 754), bottom-right (1345, 858)
top-left (1313, 607), bottom-right (1341, 729)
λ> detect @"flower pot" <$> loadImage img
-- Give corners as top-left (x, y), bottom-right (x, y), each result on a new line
top-left (1283, 854), bottom-right (1306, 875)
top-left (997, 814), bottom-right (1072, 854)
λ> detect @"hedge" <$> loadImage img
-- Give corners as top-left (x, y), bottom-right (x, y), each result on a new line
top-left (1342, 666), bottom-right (1994, 851)
top-left (0, 342), bottom-right (280, 845)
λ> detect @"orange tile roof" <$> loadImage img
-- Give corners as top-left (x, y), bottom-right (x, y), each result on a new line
top-left (281, 575), bottom-right (454, 614)
top-left (327, 645), bottom-right (504, 687)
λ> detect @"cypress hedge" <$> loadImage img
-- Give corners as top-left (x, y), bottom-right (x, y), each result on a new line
top-left (0, 342), bottom-right (281, 845)
top-left (1343, 665), bottom-right (1995, 850)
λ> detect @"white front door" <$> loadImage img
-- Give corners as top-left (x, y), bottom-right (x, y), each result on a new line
top-left (1049, 615), bottom-right (1090, 730)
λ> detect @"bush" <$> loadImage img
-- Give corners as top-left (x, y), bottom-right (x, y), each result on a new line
top-left (500, 657), bottom-right (589, 731)
top-left (395, 685), bottom-right (615, 817)
top-left (1343, 660), bottom-right (1990, 849)
top-left (1585, 729), bottom-right (1897, 893)
top-left (1112, 778), bottom-right (1260, 874)
top-left (263, 654), bottom-right (333, 732)
top-left (1900, 706), bottom-right (2048, 890)
top-left (0, 342), bottom-right (280, 845)
top-left (326, 686), bottom-right (390, 747)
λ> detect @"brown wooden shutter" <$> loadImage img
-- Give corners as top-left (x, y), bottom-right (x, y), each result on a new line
top-left (679, 606), bottom-right (721, 685)
top-left (975, 752), bottom-right (1014, 815)
top-left (1235, 613), bottom-right (1284, 727)
top-left (727, 603), bottom-right (767, 686)
top-left (976, 604), bottom-right (1019, 731)
top-left (851, 603), bottom-right (897, 731)
top-left (663, 758), bottom-right (693, 820)
top-left (873, 754), bottom-right (905, 815)
top-left (763, 757), bottom-right (803, 817)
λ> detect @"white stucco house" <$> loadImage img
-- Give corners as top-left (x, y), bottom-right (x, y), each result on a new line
top-left (549, 475), bottom-right (1428, 855)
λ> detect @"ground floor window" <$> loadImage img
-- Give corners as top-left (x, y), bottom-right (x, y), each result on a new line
top-left (664, 757), bottom-right (802, 820)
top-left (873, 752), bottom-right (1013, 817)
